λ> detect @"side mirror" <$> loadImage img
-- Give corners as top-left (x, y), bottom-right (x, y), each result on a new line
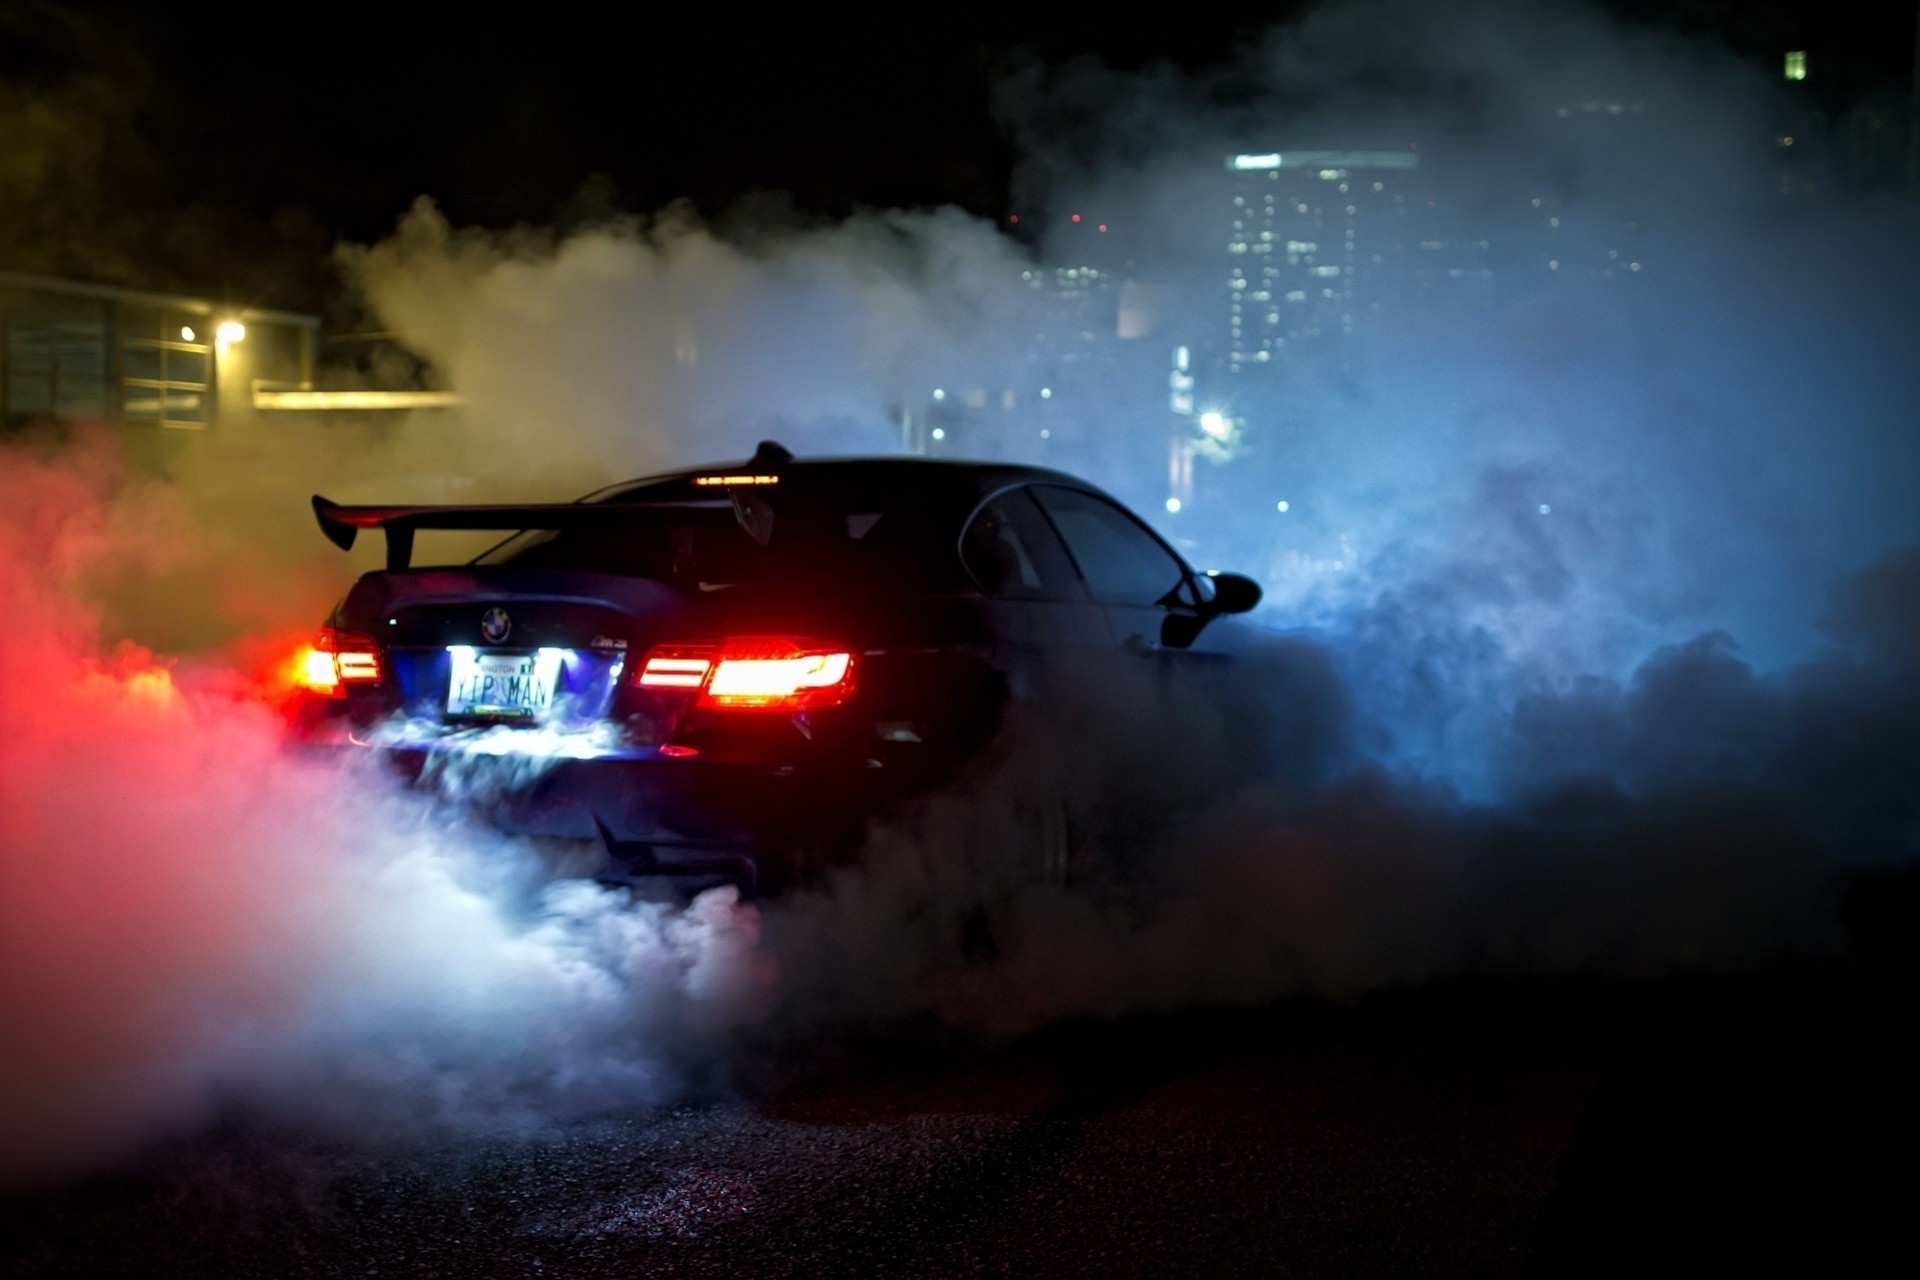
top-left (1200, 570), bottom-right (1263, 615)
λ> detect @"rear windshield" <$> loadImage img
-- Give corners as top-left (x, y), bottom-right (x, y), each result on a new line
top-left (474, 472), bottom-right (971, 593)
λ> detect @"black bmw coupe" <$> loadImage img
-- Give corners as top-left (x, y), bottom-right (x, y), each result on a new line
top-left (294, 442), bottom-right (1265, 894)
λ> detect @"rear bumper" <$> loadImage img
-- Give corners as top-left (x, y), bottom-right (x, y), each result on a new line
top-left (313, 731), bottom-right (890, 895)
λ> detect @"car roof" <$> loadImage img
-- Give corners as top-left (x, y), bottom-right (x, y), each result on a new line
top-left (583, 450), bottom-right (1108, 508)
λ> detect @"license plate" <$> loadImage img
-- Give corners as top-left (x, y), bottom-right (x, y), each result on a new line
top-left (446, 647), bottom-right (562, 719)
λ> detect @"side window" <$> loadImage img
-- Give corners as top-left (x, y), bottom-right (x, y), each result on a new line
top-left (961, 488), bottom-right (1086, 601)
top-left (1032, 485), bottom-right (1189, 607)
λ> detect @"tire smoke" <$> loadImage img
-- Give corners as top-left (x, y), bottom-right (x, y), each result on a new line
top-left (4, 0), bottom-right (1918, 1187)
top-left (0, 439), bottom-right (773, 1183)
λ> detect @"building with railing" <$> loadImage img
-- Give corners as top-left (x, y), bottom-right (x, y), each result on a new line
top-left (0, 271), bottom-right (319, 430)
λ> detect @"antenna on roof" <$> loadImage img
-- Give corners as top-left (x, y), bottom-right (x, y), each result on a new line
top-left (749, 440), bottom-right (794, 467)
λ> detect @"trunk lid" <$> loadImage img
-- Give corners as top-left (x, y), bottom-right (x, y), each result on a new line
top-left (338, 567), bottom-right (707, 733)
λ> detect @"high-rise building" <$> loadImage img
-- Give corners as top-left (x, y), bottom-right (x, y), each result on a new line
top-left (899, 214), bottom-right (1165, 490)
top-left (1221, 149), bottom-right (1420, 377)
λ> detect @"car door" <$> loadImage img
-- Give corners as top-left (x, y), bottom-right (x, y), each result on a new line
top-left (1029, 484), bottom-right (1238, 663)
top-left (959, 485), bottom-right (1113, 696)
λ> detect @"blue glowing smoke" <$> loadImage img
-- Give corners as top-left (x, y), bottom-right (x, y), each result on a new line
top-left (967, 1), bottom-right (1920, 814)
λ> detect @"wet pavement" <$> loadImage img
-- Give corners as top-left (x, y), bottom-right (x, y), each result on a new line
top-left (4, 882), bottom-right (1915, 1278)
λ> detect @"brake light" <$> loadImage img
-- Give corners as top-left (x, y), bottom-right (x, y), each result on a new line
top-left (634, 637), bottom-right (856, 711)
top-left (708, 648), bottom-right (851, 707)
top-left (293, 628), bottom-right (383, 697)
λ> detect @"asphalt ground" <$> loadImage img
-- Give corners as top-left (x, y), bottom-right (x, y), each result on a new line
top-left (3, 871), bottom-right (1915, 1279)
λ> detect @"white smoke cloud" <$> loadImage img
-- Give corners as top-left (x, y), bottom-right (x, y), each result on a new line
top-left (341, 198), bottom-right (1047, 486)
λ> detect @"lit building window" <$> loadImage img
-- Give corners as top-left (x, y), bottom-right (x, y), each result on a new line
top-left (1785, 51), bottom-right (1806, 81)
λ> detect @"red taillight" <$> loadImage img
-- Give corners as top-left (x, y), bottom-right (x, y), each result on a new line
top-left (634, 637), bottom-right (856, 712)
top-left (292, 628), bottom-right (383, 698)
top-left (296, 646), bottom-right (341, 695)
top-left (707, 645), bottom-right (853, 708)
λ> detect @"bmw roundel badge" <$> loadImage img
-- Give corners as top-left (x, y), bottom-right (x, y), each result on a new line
top-left (480, 607), bottom-right (512, 644)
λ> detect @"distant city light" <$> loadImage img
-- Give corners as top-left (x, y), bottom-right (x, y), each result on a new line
top-left (1785, 51), bottom-right (1806, 82)
top-left (1070, 213), bottom-right (1082, 223)
top-left (931, 428), bottom-right (946, 441)
top-left (1008, 214), bottom-right (1020, 224)
top-left (932, 388), bottom-right (945, 400)
top-left (1198, 410), bottom-right (1231, 441)
top-left (1164, 497), bottom-right (1183, 513)
top-left (1538, 503), bottom-right (1552, 515)
top-left (1040, 429), bottom-right (1051, 439)
top-left (1097, 223), bottom-right (1109, 233)
top-left (1039, 387), bottom-right (1052, 399)
top-left (1231, 153), bottom-right (1283, 171)
top-left (1276, 500), bottom-right (1290, 513)
top-left (179, 326), bottom-right (195, 342)
top-left (215, 320), bottom-right (246, 346)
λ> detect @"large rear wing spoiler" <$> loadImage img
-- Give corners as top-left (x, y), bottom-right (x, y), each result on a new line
top-left (314, 444), bottom-right (798, 570)
top-left (311, 493), bottom-right (756, 571)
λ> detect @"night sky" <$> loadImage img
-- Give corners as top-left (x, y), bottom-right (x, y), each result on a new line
top-left (6, 0), bottom-right (1914, 262)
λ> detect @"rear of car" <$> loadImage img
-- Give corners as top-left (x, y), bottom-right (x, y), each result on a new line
top-left (289, 454), bottom-right (1013, 893)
